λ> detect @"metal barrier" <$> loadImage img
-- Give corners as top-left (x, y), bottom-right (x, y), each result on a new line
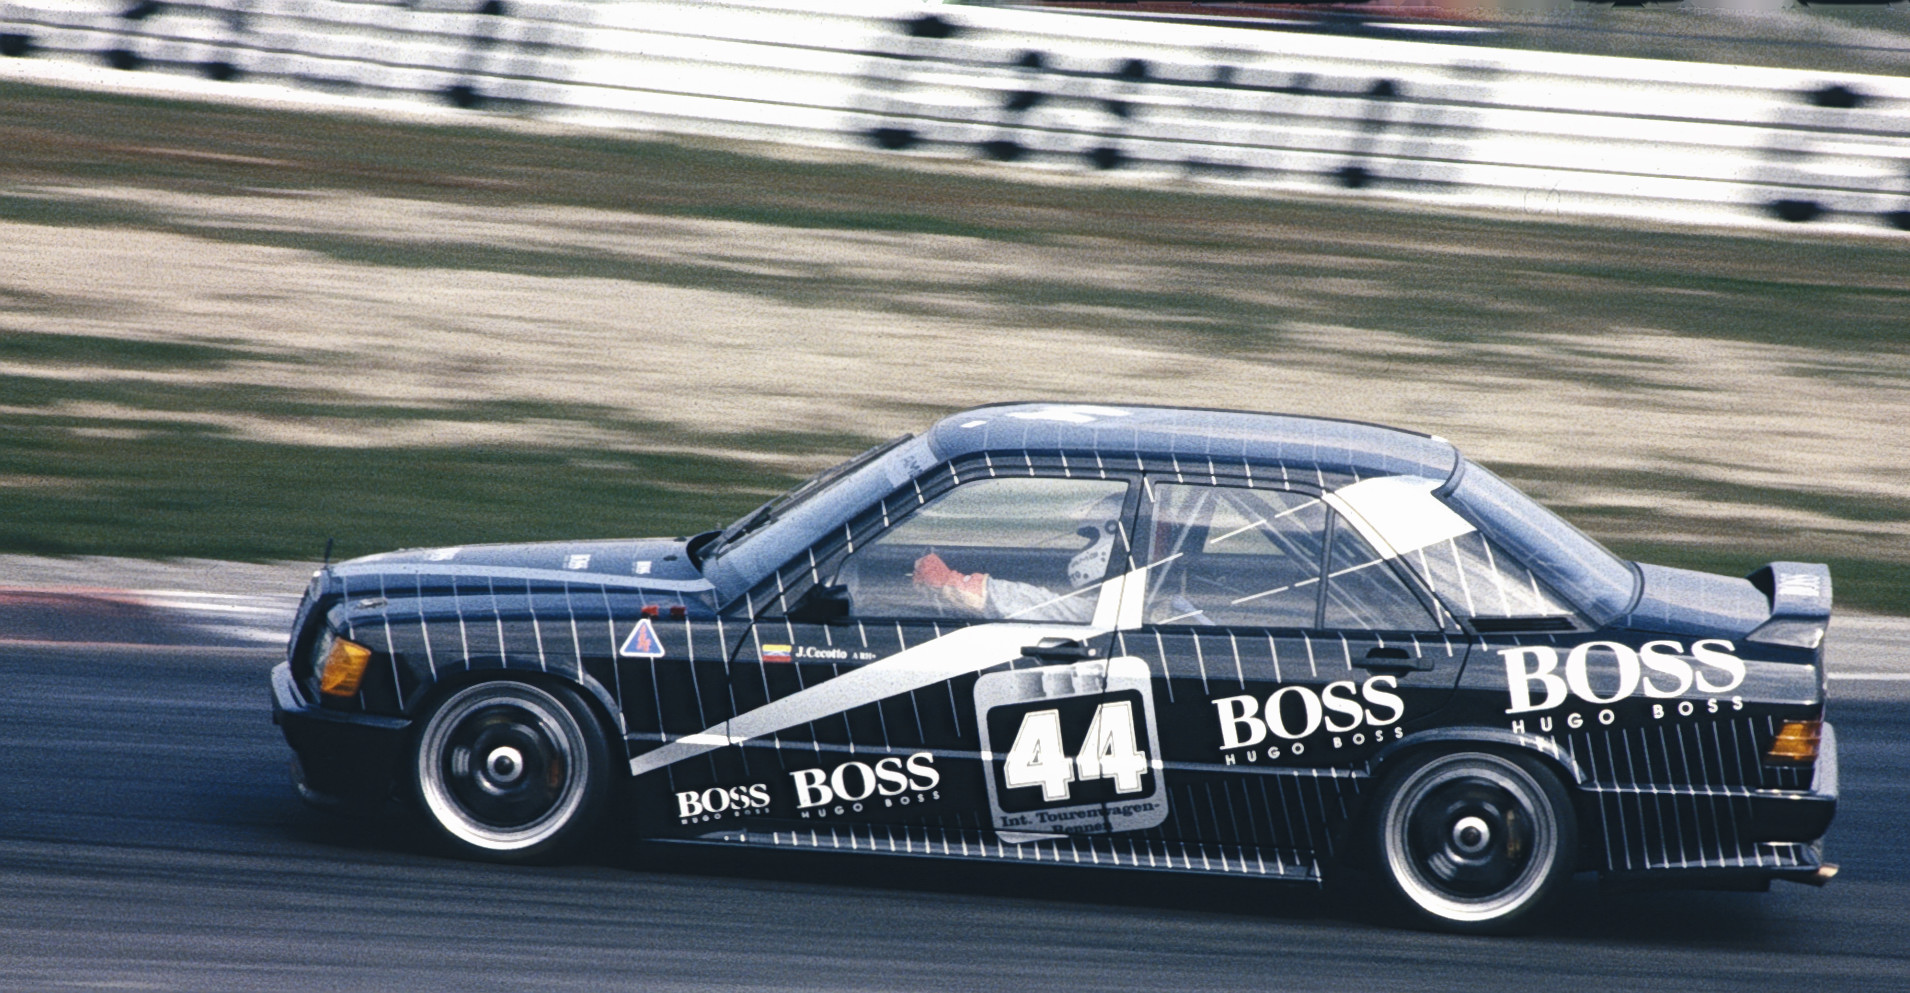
top-left (2, 0), bottom-right (1906, 234)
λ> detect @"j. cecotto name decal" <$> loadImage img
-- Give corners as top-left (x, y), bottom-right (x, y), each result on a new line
top-left (1501, 639), bottom-right (1745, 715)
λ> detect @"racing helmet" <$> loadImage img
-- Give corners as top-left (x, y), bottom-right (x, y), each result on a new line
top-left (1066, 493), bottom-right (1125, 588)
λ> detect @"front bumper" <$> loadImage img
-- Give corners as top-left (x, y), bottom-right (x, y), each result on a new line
top-left (270, 661), bottom-right (411, 804)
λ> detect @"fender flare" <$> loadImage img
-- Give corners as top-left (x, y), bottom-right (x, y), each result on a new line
top-left (1369, 727), bottom-right (1587, 786)
top-left (404, 658), bottom-right (628, 774)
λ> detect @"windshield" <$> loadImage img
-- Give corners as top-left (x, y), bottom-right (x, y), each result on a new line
top-left (1442, 460), bottom-right (1638, 624)
top-left (702, 434), bottom-right (916, 561)
top-left (701, 432), bottom-right (940, 604)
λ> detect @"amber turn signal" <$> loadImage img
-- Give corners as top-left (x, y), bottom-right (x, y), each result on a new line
top-left (318, 636), bottom-right (374, 697)
top-left (1766, 719), bottom-right (1822, 764)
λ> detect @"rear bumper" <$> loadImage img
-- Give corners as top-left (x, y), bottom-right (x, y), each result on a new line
top-left (1599, 722), bottom-right (1838, 891)
top-left (1746, 721), bottom-right (1838, 843)
top-left (270, 661), bottom-right (410, 804)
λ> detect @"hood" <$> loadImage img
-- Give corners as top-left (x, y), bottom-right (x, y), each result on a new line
top-left (325, 537), bottom-right (715, 603)
top-left (344, 537), bottom-right (702, 582)
top-left (287, 537), bottom-right (722, 671)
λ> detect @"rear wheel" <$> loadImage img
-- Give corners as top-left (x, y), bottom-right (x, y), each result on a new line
top-left (412, 680), bottom-right (610, 862)
top-left (1370, 750), bottom-right (1576, 933)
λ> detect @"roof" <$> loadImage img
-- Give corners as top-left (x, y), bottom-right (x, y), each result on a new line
top-left (704, 402), bottom-right (1462, 604)
top-left (925, 402), bottom-right (1459, 482)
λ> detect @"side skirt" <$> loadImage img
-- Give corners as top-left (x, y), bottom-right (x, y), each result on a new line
top-left (654, 825), bottom-right (1324, 884)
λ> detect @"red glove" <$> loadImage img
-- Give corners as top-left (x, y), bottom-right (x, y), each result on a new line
top-left (913, 552), bottom-right (988, 611)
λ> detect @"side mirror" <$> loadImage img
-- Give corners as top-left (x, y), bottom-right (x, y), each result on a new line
top-left (787, 583), bottom-right (852, 625)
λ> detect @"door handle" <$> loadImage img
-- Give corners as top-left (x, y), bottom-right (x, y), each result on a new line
top-left (1356, 646), bottom-right (1431, 673)
top-left (1021, 638), bottom-right (1099, 662)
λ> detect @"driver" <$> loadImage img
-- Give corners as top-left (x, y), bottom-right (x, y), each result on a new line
top-left (910, 495), bottom-right (1121, 623)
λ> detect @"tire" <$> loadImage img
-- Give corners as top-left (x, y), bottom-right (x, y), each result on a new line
top-left (412, 680), bottom-right (611, 863)
top-left (1369, 749), bottom-right (1577, 934)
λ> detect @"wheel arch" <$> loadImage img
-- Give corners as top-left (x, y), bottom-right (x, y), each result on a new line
top-left (1370, 727), bottom-right (1587, 788)
top-left (404, 661), bottom-right (628, 779)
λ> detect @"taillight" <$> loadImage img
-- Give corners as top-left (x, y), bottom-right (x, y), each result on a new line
top-left (1766, 719), bottom-right (1822, 765)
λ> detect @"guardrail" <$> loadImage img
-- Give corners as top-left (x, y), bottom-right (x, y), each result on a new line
top-left (3, 0), bottom-right (1906, 234)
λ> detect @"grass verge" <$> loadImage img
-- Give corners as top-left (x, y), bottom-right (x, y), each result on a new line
top-left (0, 423), bottom-right (801, 565)
top-left (0, 80), bottom-right (1903, 613)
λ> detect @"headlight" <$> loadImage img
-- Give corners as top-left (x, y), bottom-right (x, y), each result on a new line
top-left (312, 630), bottom-right (374, 698)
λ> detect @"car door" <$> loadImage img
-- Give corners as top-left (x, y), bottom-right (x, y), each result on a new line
top-left (729, 471), bottom-right (1145, 846)
top-left (1116, 476), bottom-right (1468, 864)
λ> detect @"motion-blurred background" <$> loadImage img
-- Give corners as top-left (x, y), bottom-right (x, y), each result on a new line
top-left (2, 0), bottom-right (1905, 611)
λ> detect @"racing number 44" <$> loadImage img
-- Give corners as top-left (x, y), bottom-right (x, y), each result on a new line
top-left (1003, 699), bottom-right (1150, 802)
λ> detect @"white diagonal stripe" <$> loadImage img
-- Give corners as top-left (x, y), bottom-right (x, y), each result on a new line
top-left (628, 566), bottom-right (1148, 777)
top-left (630, 620), bottom-right (1099, 776)
top-left (1324, 475), bottom-right (1475, 560)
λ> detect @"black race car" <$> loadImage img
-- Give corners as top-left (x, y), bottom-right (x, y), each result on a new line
top-left (271, 402), bottom-right (1837, 932)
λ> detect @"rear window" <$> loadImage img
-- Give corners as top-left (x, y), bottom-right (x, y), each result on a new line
top-left (1442, 460), bottom-right (1637, 625)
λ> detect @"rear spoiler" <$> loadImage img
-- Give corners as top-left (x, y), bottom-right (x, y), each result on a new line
top-left (1745, 562), bottom-right (1833, 650)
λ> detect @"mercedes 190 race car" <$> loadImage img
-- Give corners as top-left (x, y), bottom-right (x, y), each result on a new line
top-left (271, 402), bottom-right (1837, 932)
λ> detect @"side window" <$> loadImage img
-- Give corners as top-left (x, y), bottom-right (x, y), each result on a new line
top-left (1141, 484), bottom-right (1327, 627)
top-left (1326, 474), bottom-right (1575, 623)
top-left (832, 477), bottom-right (1129, 622)
top-left (1395, 530), bottom-right (1577, 620)
top-left (1323, 515), bottom-right (1441, 631)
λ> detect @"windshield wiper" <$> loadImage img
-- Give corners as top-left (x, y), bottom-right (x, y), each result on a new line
top-left (683, 529), bottom-right (723, 569)
top-left (704, 499), bottom-right (775, 559)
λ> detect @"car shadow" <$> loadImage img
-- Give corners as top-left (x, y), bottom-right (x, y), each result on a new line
top-left (287, 801), bottom-right (1796, 944)
top-left (1543, 879), bottom-right (1801, 945)
top-left (604, 834), bottom-right (1361, 924)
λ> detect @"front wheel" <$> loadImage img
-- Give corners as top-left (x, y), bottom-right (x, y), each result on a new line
top-left (412, 680), bottom-right (611, 863)
top-left (1369, 750), bottom-right (1577, 933)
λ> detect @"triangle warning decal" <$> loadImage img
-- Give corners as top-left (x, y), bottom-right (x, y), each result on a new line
top-left (619, 617), bottom-right (666, 658)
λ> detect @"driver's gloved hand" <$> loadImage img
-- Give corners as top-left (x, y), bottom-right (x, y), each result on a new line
top-left (912, 552), bottom-right (989, 613)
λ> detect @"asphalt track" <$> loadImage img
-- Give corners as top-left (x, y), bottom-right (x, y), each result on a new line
top-left (1, 588), bottom-right (1906, 992)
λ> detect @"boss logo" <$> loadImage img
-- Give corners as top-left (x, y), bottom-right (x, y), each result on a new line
top-left (1501, 639), bottom-right (1744, 715)
top-left (1211, 676), bottom-right (1406, 751)
top-left (790, 752), bottom-right (940, 810)
top-left (675, 783), bottom-right (771, 819)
